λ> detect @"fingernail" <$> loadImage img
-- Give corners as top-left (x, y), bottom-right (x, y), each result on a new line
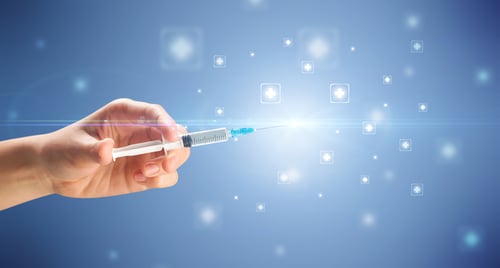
top-left (144, 163), bottom-right (160, 176)
top-left (134, 173), bottom-right (147, 182)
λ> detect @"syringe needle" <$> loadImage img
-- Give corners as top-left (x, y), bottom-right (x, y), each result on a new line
top-left (255, 125), bottom-right (287, 131)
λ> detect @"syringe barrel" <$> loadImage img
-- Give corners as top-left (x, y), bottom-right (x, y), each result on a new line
top-left (180, 128), bottom-right (230, 147)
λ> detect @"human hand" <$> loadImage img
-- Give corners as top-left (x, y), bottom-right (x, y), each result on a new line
top-left (39, 98), bottom-right (190, 198)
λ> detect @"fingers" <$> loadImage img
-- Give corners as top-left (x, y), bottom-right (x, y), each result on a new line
top-left (105, 98), bottom-right (178, 142)
top-left (132, 155), bottom-right (180, 189)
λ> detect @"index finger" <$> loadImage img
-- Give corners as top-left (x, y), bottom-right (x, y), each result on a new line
top-left (104, 98), bottom-right (179, 142)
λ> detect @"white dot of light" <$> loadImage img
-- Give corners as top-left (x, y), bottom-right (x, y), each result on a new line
top-left (279, 173), bottom-right (289, 183)
top-left (318, 193), bottom-right (323, 198)
top-left (234, 195), bottom-right (239, 200)
top-left (362, 121), bottom-right (377, 135)
top-left (307, 36), bottom-right (330, 59)
top-left (169, 36), bottom-right (194, 62)
top-left (383, 75), bottom-right (392, 84)
top-left (361, 212), bottom-right (376, 228)
top-left (215, 56), bottom-right (224, 66)
top-left (256, 203), bottom-right (266, 212)
top-left (383, 103), bottom-right (388, 108)
top-left (361, 176), bottom-right (369, 184)
top-left (411, 40), bottom-right (424, 53)
top-left (350, 46), bottom-right (356, 52)
top-left (334, 88), bottom-right (346, 99)
top-left (402, 141), bottom-right (410, 149)
top-left (264, 87), bottom-right (277, 100)
top-left (373, 155), bottom-right (378, 160)
top-left (413, 185), bottom-right (422, 194)
top-left (196, 88), bottom-right (202, 93)
top-left (419, 103), bottom-right (428, 112)
top-left (364, 123), bottom-right (374, 133)
top-left (335, 129), bottom-right (340, 134)
top-left (303, 63), bottom-right (313, 72)
top-left (275, 245), bottom-right (286, 257)
top-left (215, 107), bottom-right (224, 116)
top-left (283, 38), bottom-right (293, 47)
top-left (321, 152), bottom-right (333, 162)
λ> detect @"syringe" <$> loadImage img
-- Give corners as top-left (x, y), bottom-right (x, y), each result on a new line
top-left (112, 127), bottom-right (277, 161)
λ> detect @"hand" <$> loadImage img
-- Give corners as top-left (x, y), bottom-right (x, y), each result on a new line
top-left (39, 98), bottom-right (190, 198)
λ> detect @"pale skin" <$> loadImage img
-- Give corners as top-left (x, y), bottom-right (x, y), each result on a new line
top-left (0, 98), bottom-right (190, 211)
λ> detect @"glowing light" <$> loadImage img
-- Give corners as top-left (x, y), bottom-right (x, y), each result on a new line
top-left (108, 249), bottom-right (119, 261)
top-left (441, 143), bottom-right (457, 159)
top-left (335, 129), bottom-right (340, 134)
top-left (406, 15), bottom-right (421, 29)
top-left (362, 121), bottom-right (376, 135)
top-left (410, 183), bottom-right (424, 196)
top-left (169, 36), bottom-right (194, 61)
top-left (411, 40), bottom-right (424, 53)
top-left (283, 37), bottom-right (293, 47)
top-left (256, 202), bottom-right (266, 212)
top-left (288, 120), bottom-right (302, 128)
top-left (35, 39), bottom-right (46, 50)
top-left (275, 245), bottom-right (286, 257)
top-left (330, 83), bottom-right (350, 103)
top-left (201, 207), bottom-right (216, 224)
top-left (383, 75), bottom-right (392, 85)
top-left (383, 103), bottom-right (389, 108)
top-left (196, 88), bottom-right (202, 94)
top-left (350, 46), bottom-right (356, 52)
top-left (320, 151), bottom-right (334, 164)
top-left (361, 212), bottom-right (376, 228)
top-left (260, 83), bottom-right (281, 104)
top-left (265, 87), bottom-right (277, 99)
top-left (213, 55), bottom-right (226, 68)
top-left (249, 51), bottom-right (255, 57)
top-left (74, 78), bottom-right (88, 92)
top-left (301, 60), bottom-right (314, 73)
top-left (361, 175), bottom-right (370, 184)
top-left (161, 28), bottom-right (202, 70)
top-left (307, 36), bottom-right (330, 59)
top-left (234, 195), bottom-right (239, 200)
top-left (373, 155), bottom-right (378, 160)
top-left (399, 139), bottom-right (412, 151)
top-left (277, 171), bottom-right (291, 184)
top-left (318, 193), bottom-right (323, 198)
top-left (418, 103), bottom-right (428, 112)
top-left (476, 69), bottom-right (491, 84)
top-left (215, 107), bottom-right (224, 117)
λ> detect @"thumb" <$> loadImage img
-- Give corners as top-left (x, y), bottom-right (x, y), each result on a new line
top-left (88, 138), bottom-right (115, 165)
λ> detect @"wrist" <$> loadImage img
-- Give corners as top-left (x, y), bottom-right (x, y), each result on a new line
top-left (0, 134), bottom-right (55, 210)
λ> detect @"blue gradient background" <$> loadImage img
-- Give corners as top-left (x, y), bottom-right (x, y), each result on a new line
top-left (1, 0), bottom-right (499, 267)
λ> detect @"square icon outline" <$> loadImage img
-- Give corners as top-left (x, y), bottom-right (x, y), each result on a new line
top-left (260, 83), bottom-right (282, 104)
top-left (330, 83), bottom-right (350, 103)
